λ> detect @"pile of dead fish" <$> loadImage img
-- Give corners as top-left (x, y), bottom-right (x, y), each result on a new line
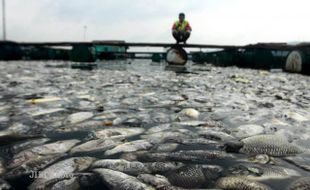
top-left (0, 60), bottom-right (310, 190)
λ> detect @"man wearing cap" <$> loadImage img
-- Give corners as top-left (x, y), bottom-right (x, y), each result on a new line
top-left (172, 13), bottom-right (192, 44)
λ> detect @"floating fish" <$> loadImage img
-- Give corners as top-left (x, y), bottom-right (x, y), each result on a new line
top-left (92, 159), bottom-right (149, 175)
top-left (228, 163), bottom-right (301, 180)
top-left (94, 127), bottom-right (145, 139)
top-left (216, 176), bottom-right (271, 190)
top-left (93, 168), bottom-right (154, 190)
top-left (167, 165), bottom-right (222, 188)
top-left (141, 150), bottom-right (233, 162)
top-left (286, 177), bottom-right (310, 190)
top-left (104, 140), bottom-right (154, 156)
top-left (239, 135), bottom-right (303, 157)
top-left (8, 139), bottom-right (80, 169)
top-left (5, 154), bottom-right (65, 179)
top-left (64, 112), bottom-right (94, 125)
top-left (70, 138), bottom-right (123, 154)
top-left (29, 157), bottom-right (95, 190)
top-left (137, 174), bottom-right (170, 189)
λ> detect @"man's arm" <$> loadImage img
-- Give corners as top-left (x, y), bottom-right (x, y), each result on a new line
top-left (186, 22), bottom-right (192, 32)
top-left (172, 23), bottom-right (178, 33)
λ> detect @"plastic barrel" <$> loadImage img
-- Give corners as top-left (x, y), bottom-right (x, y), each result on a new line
top-left (166, 46), bottom-right (188, 65)
top-left (285, 49), bottom-right (310, 75)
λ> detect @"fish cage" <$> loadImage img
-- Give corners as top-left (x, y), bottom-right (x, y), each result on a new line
top-left (0, 41), bottom-right (23, 60)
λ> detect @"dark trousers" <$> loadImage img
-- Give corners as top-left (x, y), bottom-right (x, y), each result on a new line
top-left (173, 31), bottom-right (191, 43)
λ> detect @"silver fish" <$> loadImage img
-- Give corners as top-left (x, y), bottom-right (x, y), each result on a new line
top-left (240, 135), bottom-right (303, 157)
top-left (286, 177), bottom-right (310, 190)
top-left (70, 138), bottom-right (123, 154)
top-left (92, 159), bottom-right (184, 175)
top-left (142, 150), bottom-right (233, 162)
top-left (50, 177), bottom-right (80, 190)
top-left (167, 165), bottom-right (222, 188)
top-left (29, 157), bottom-right (95, 190)
top-left (104, 140), bottom-right (153, 156)
top-left (91, 159), bottom-right (149, 175)
top-left (215, 177), bottom-right (272, 190)
top-left (10, 138), bottom-right (50, 154)
top-left (5, 154), bottom-right (65, 179)
top-left (64, 112), bottom-right (94, 125)
top-left (93, 168), bottom-right (154, 190)
top-left (228, 163), bottom-right (301, 180)
top-left (8, 139), bottom-right (80, 169)
top-left (94, 127), bottom-right (145, 139)
top-left (284, 153), bottom-right (310, 171)
top-left (137, 174), bottom-right (170, 188)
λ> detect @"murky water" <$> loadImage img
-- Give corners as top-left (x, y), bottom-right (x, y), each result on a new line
top-left (0, 60), bottom-right (310, 190)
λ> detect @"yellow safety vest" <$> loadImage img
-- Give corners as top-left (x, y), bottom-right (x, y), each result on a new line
top-left (175, 20), bottom-right (188, 32)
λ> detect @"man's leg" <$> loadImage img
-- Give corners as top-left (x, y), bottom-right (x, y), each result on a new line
top-left (172, 31), bottom-right (181, 43)
top-left (183, 31), bottom-right (191, 43)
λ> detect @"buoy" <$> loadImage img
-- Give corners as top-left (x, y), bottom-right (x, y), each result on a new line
top-left (166, 46), bottom-right (188, 65)
top-left (285, 51), bottom-right (303, 73)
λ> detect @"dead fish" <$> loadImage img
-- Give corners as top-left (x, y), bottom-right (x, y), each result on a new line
top-left (137, 174), bottom-right (170, 188)
top-left (31, 108), bottom-right (65, 117)
top-left (93, 168), bottom-right (154, 190)
top-left (0, 179), bottom-right (12, 190)
top-left (29, 157), bottom-right (95, 190)
top-left (141, 131), bottom-right (191, 144)
top-left (142, 150), bottom-right (233, 162)
top-left (10, 138), bottom-right (50, 154)
top-left (215, 176), bottom-right (272, 190)
top-left (64, 112), bottom-right (94, 125)
top-left (94, 127), bottom-right (145, 139)
top-left (283, 111), bottom-right (309, 122)
top-left (228, 163), bottom-right (301, 180)
top-left (5, 154), bottom-right (65, 179)
top-left (49, 177), bottom-right (80, 190)
top-left (8, 139), bottom-right (80, 169)
top-left (168, 138), bottom-right (219, 147)
top-left (167, 165), bottom-right (222, 188)
top-left (175, 108), bottom-right (200, 121)
top-left (70, 138), bottom-right (123, 154)
top-left (232, 124), bottom-right (264, 139)
top-left (104, 140), bottom-right (153, 156)
top-left (150, 143), bottom-right (179, 152)
top-left (91, 159), bottom-right (149, 175)
top-left (146, 124), bottom-right (171, 134)
top-left (240, 135), bottom-right (303, 157)
top-left (286, 177), bottom-right (310, 190)
top-left (198, 129), bottom-right (236, 141)
top-left (172, 121), bottom-right (210, 127)
top-left (144, 162), bottom-right (184, 173)
top-left (284, 153), bottom-right (310, 171)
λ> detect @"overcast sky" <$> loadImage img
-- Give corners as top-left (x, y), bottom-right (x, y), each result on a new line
top-left (3, 0), bottom-right (310, 45)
